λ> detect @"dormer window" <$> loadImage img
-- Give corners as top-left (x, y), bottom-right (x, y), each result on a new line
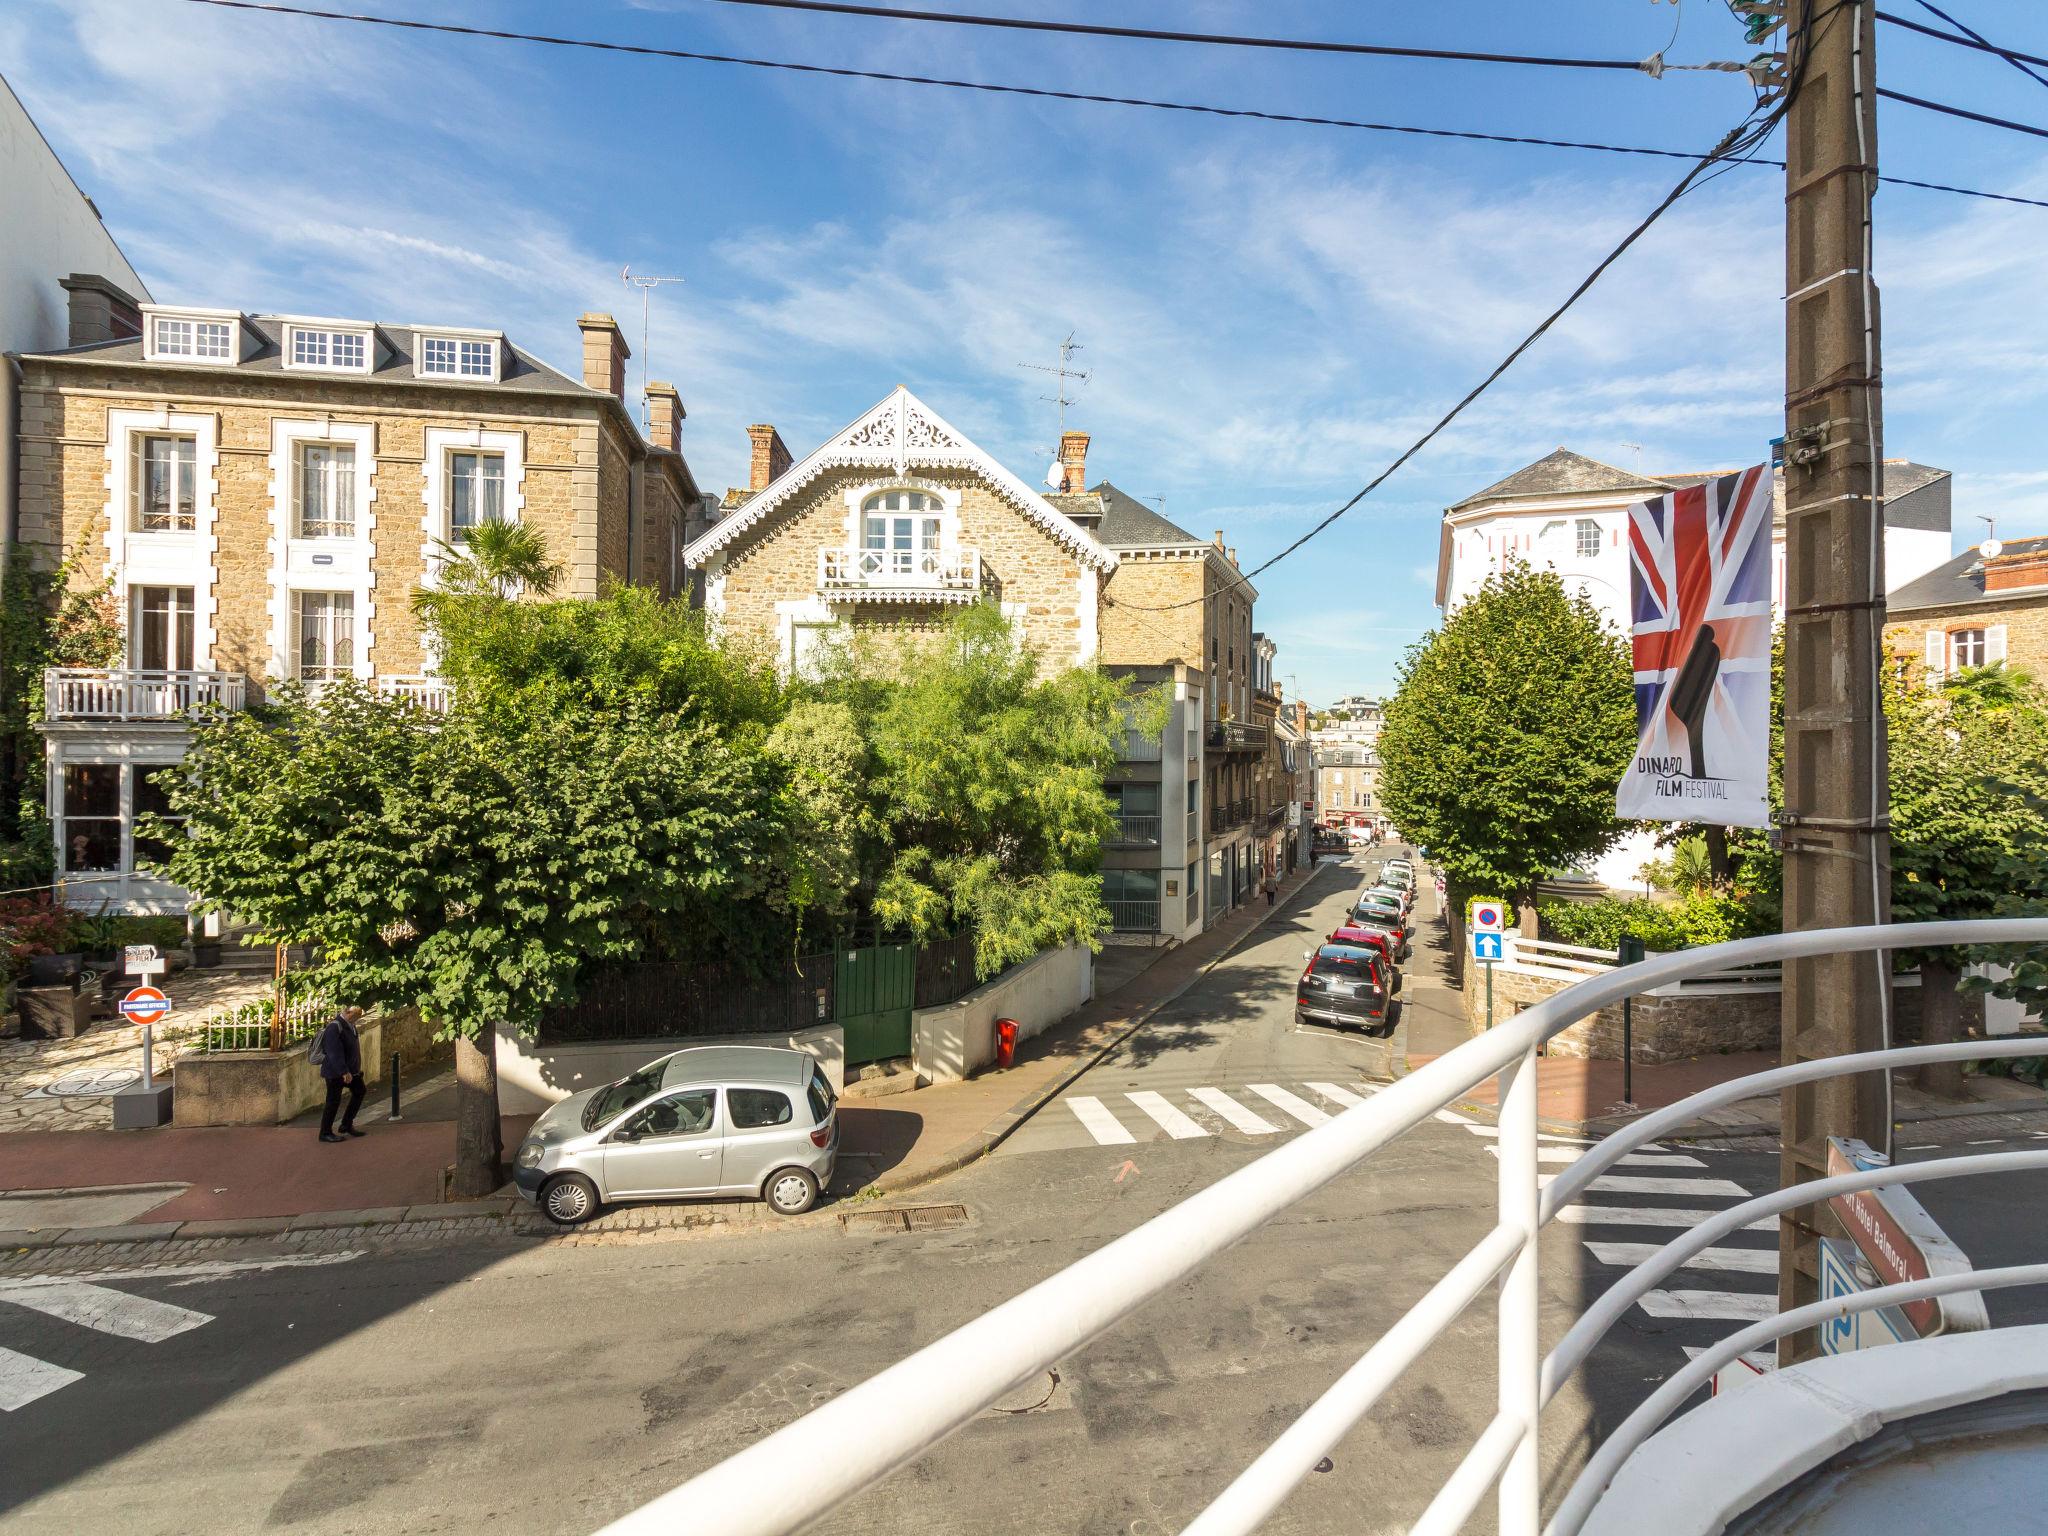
top-left (145, 311), bottom-right (237, 363)
top-left (286, 324), bottom-right (371, 373)
top-left (419, 335), bottom-right (497, 379)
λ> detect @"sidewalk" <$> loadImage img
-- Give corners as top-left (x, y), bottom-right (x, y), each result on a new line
top-left (0, 857), bottom-right (1342, 1241)
top-left (837, 856), bottom-right (1346, 1194)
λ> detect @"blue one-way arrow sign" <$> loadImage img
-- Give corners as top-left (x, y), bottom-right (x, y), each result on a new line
top-left (1472, 931), bottom-right (1503, 963)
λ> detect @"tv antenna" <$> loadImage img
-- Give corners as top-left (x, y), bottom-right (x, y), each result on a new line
top-left (1621, 441), bottom-right (1644, 474)
top-left (621, 266), bottom-right (685, 431)
top-left (1979, 514), bottom-right (2001, 560)
top-left (1018, 331), bottom-right (1091, 438)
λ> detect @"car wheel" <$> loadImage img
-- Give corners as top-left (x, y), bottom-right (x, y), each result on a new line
top-left (764, 1167), bottom-right (820, 1216)
top-left (540, 1172), bottom-right (600, 1226)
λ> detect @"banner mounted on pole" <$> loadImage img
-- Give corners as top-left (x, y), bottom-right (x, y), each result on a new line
top-left (1616, 464), bottom-right (1774, 828)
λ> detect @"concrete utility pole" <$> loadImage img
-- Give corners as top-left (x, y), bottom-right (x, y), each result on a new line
top-left (1777, 0), bottom-right (1891, 1364)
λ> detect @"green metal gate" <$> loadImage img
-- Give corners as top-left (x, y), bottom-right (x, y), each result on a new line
top-left (836, 940), bottom-right (915, 1065)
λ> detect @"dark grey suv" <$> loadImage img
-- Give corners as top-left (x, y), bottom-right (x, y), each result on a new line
top-left (1295, 942), bottom-right (1392, 1035)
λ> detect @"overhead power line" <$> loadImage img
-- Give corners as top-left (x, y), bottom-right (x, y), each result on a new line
top-left (1879, 8), bottom-right (2048, 75)
top-left (173, 0), bottom-right (2048, 209)
top-left (1877, 86), bottom-right (2048, 140)
top-left (699, 0), bottom-right (1736, 76)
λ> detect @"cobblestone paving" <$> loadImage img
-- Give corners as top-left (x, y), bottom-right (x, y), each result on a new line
top-left (0, 969), bottom-right (271, 1133)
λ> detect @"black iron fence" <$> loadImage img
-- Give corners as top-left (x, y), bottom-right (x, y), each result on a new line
top-left (539, 951), bottom-right (835, 1044)
top-left (913, 929), bottom-right (983, 1010)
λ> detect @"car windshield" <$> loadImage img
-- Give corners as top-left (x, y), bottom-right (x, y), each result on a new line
top-left (1315, 946), bottom-right (1379, 978)
top-left (1350, 907), bottom-right (1397, 927)
top-left (582, 1061), bottom-right (668, 1131)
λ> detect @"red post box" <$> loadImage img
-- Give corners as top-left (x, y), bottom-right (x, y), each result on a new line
top-left (995, 1017), bottom-right (1019, 1070)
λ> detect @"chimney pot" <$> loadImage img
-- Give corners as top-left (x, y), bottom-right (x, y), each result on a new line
top-left (59, 273), bottom-right (143, 348)
top-left (577, 312), bottom-right (630, 401)
top-left (645, 380), bottom-right (683, 453)
top-left (748, 423), bottom-right (792, 491)
top-left (1213, 530), bottom-right (1225, 548)
top-left (1059, 430), bottom-right (1090, 494)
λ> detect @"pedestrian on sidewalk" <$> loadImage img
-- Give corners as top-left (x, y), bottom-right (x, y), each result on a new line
top-left (1265, 875), bottom-right (1277, 908)
top-left (315, 1005), bottom-right (367, 1143)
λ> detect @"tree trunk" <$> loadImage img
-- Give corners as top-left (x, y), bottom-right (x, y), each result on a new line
top-left (1517, 895), bottom-right (1539, 938)
top-left (1704, 824), bottom-right (1734, 885)
top-left (452, 1029), bottom-right (504, 1198)
top-left (1914, 958), bottom-right (1967, 1098)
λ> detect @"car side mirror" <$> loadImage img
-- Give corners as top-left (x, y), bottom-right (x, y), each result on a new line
top-left (611, 1128), bottom-right (641, 1144)
top-left (1302, 949), bottom-right (1313, 960)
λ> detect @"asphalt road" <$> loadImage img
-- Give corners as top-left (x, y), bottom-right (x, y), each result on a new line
top-left (2, 853), bottom-right (2041, 1534)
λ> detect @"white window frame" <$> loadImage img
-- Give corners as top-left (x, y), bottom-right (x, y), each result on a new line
top-left (293, 440), bottom-right (358, 539)
top-left (420, 427), bottom-right (525, 589)
top-left (130, 432), bottom-right (199, 533)
top-left (268, 418), bottom-right (378, 687)
top-left (445, 449), bottom-right (507, 543)
top-left (413, 329), bottom-right (503, 382)
top-left (141, 307), bottom-right (240, 366)
top-left (283, 322), bottom-right (373, 374)
top-left (1575, 518), bottom-right (1602, 559)
top-left (293, 590), bottom-right (357, 682)
top-left (1949, 627), bottom-right (1987, 670)
top-left (104, 408), bottom-right (221, 669)
top-left (130, 584), bottom-right (196, 673)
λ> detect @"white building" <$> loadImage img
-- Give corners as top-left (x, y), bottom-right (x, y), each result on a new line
top-left (1, 74), bottom-right (153, 554)
top-left (1434, 448), bottom-right (1955, 889)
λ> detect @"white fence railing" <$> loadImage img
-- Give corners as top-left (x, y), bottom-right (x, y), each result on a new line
top-left (45, 667), bottom-right (247, 721)
top-left (597, 919), bottom-right (2048, 1536)
top-left (816, 545), bottom-right (981, 599)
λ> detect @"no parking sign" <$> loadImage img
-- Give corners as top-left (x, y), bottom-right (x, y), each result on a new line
top-left (1470, 900), bottom-right (1506, 965)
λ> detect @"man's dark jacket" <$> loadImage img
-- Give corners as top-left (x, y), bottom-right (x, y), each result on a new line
top-left (315, 1014), bottom-right (363, 1082)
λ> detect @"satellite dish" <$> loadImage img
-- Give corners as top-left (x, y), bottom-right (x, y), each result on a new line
top-left (1044, 460), bottom-right (1066, 490)
top-left (1980, 539), bottom-right (2003, 560)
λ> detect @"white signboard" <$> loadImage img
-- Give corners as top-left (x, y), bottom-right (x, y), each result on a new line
top-left (1470, 901), bottom-right (1505, 935)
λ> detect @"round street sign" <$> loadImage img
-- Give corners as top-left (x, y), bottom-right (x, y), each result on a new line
top-left (120, 986), bottom-right (170, 1025)
top-left (1472, 900), bottom-right (1506, 933)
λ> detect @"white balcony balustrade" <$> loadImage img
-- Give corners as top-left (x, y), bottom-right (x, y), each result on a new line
top-left (298, 675), bottom-right (456, 713)
top-left (44, 668), bottom-right (246, 721)
top-left (817, 545), bottom-right (981, 602)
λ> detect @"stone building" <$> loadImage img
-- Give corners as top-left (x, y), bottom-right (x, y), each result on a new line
top-left (1886, 534), bottom-right (2048, 683)
top-left (1315, 744), bottom-right (1379, 828)
top-left (12, 293), bottom-right (703, 909)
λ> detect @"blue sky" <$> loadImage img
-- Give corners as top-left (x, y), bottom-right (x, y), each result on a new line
top-left (6, 0), bottom-right (2046, 702)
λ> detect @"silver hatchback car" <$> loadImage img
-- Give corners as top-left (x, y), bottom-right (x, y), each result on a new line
top-left (511, 1044), bottom-right (838, 1225)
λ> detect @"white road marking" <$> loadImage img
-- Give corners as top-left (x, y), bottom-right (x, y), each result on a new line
top-left (1247, 1084), bottom-right (1331, 1127)
top-left (1552, 1205), bottom-right (1774, 1232)
top-left (1065, 1096), bottom-right (1135, 1146)
top-left (1637, 1289), bottom-right (1777, 1322)
top-left (1189, 1088), bottom-right (1281, 1135)
top-left (1126, 1091), bottom-right (1209, 1140)
top-left (1305, 1082), bottom-right (1370, 1109)
top-left (1585, 1241), bottom-right (1778, 1275)
top-left (0, 1251), bottom-right (364, 1291)
top-left (1542, 1173), bottom-right (1750, 1198)
top-left (1456, 1125), bottom-right (1594, 1145)
top-left (0, 1345), bottom-right (83, 1412)
top-left (1485, 1148), bottom-right (1707, 1168)
top-left (0, 1281), bottom-right (211, 1343)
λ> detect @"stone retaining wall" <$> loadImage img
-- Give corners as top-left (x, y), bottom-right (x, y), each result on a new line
top-left (912, 943), bottom-right (1094, 1084)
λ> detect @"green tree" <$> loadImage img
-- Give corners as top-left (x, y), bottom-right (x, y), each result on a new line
top-left (1888, 663), bottom-right (2048, 1091)
top-left (812, 605), bottom-right (1148, 977)
top-left (151, 683), bottom-right (794, 1194)
top-left (1378, 562), bottom-right (1636, 959)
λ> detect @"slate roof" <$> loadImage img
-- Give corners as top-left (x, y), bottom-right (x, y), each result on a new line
top-left (19, 315), bottom-right (600, 400)
top-left (1092, 481), bottom-right (1208, 547)
top-left (1448, 448), bottom-right (1669, 512)
top-left (1888, 535), bottom-right (2048, 613)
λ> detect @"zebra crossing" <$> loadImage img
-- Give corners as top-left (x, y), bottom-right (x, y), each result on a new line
top-left (0, 1251), bottom-right (361, 1412)
top-left (1006, 1074), bottom-right (1780, 1378)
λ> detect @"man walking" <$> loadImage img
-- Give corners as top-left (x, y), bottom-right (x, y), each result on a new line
top-left (316, 1005), bottom-right (366, 1143)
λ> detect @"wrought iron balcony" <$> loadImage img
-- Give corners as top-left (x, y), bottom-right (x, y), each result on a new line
top-left (44, 668), bottom-right (246, 722)
top-left (1206, 719), bottom-right (1269, 755)
top-left (817, 546), bottom-right (981, 602)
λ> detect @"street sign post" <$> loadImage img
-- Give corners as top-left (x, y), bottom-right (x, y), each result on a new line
top-left (118, 986), bottom-right (169, 1024)
top-left (1470, 901), bottom-right (1506, 1028)
top-left (112, 945), bottom-right (174, 1129)
top-left (1818, 1236), bottom-right (1913, 1355)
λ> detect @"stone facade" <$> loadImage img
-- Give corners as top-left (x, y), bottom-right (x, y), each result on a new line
top-left (1886, 592), bottom-right (2048, 684)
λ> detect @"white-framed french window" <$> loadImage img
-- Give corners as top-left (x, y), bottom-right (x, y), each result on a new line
top-left (413, 329), bottom-right (503, 382)
top-left (838, 479), bottom-right (962, 569)
top-left (293, 591), bottom-right (357, 682)
top-left (268, 418), bottom-right (377, 686)
top-left (140, 307), bottom-right (240, 365)
top-left (283, 321), bottom-right (373, 374)
top-left (130, 584), bottom-right (195, 672)
top-left (419, 426), bottom-right (524, 600)
top-left (103, 408), bottom-right (220, 668)
top-left (1575, 517), bottom-right (1601, 559)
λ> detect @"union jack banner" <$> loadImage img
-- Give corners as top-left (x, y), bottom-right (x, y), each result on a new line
top-left (1616, 464), bottom-right (1774, 827)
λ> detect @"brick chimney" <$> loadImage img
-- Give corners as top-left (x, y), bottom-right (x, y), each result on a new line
top-left (1984, 546), bottom-right (2048, 593)
top-left (748, 424), bottom-right (792, 491)
top-left (645, 381), bottom-right (684, 453)
top-left (1059, 430), bottom-right (1090, 493)
top-left (59, 273), bottom-right (143, 347)
top-left (577, 313), bottom-right (629, 400)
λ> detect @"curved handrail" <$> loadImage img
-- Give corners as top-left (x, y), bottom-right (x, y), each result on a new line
top-left (1547, 1263), bottom-right (2048, 1536)
top-left (1541, 1037), bottom-right (2048, 1220)
top-left (1541, 1146), bottom-right (2048, 1403)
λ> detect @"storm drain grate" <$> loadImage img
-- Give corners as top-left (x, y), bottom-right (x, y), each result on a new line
top-left (839, 1203), bottom-right (969, 1234)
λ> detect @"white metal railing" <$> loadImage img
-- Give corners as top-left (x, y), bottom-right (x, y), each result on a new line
top-left (373, 675), bottom-right (455, 712)
top-left (1499, 934), bottom-right (1616, 981)
top-left (816, 545), bottom-right (981, 598)
top-left (45, 667), bottom-right (247, 721)
top-left (600, 918), bottom-right (2048, 1536)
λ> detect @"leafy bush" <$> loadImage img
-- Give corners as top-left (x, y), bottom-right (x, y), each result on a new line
top-left (110, 916), bottom-right (188, 951)
top-left (1539, 891), bottom-right (1766, 954)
